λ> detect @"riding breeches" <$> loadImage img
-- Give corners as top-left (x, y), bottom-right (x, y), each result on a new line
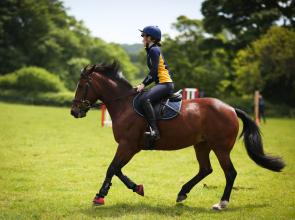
top-left (139, 82), bottom-right (174, 104)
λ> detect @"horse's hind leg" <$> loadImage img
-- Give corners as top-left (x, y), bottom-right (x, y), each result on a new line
top-left (212, 150), bottom-right (237, 210)
top-left (177, 142), bottom-right (212, 202)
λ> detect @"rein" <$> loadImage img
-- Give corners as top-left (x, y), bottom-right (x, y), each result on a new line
top-left (72, 71), bottom-right (138, 110)
top-left (91, 89), bottom-right (138, 109)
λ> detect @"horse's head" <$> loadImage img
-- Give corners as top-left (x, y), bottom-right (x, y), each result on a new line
top-left (71, 64), bottom-right (101, 118)
top-left (71, 61), bottom-right (134, 118)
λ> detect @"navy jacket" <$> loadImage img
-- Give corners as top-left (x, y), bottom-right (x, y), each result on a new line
top-left (142, 44), bottom-right (173, 86)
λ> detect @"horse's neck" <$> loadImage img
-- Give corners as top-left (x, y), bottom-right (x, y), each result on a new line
top-left (104, 93), bottom-right (133, 122)
top-left (93, 73), bottom-right (133, 121)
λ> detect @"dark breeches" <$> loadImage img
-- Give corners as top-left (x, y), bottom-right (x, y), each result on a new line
top-left (139, 83), bottom-right (174, 104)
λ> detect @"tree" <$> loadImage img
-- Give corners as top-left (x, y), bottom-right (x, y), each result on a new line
top-left (201, 0), bottom-right (295, 49)
top-left (234, 26), bottom-right (295, 106)
top-left (161, 16), bottom-right (232, 97)
top-left (86, 38), bottom-right (138, 81)
top-left (0, 0), bottom-right (138, 90)
top-left (0, 0), bottom-right (52, 73)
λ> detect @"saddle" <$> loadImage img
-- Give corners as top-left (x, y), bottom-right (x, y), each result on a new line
top-left (133, 91), bottom-right (182, 120)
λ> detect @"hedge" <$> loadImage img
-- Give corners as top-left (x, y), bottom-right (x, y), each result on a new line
top-left (0, 89), bottom-right (74, 107)
top-left (0, 66), bottom-right (66, 92)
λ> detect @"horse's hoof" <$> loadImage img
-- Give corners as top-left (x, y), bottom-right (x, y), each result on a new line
top-left (93, 197), bottom-right (105, 206)
top-left (176, 194), bottom-right (187, 203)
top-left (212, 200), bottom-right (228, 211)
top-left (135, 184), bottom-right (144, 196)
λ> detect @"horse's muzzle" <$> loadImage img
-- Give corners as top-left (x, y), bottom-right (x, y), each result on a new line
top-left (71, 108), bottom-right (86, 118)
top-left (71, 109), bottom-right (78, 118)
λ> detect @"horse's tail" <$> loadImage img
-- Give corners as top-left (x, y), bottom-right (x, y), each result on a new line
top-left (235, 108), bottom-right (285, 172)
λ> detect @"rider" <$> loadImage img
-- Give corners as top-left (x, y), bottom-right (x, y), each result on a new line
top-left (136, 26), bottom-right (174, 141)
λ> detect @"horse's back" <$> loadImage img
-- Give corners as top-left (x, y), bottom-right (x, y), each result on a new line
top-left (181, 97), bottom-right (235, 118)
top-left (187, 97), bottom-right (239, 149)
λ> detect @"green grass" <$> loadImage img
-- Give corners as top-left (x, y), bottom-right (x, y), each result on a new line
top-left (0, 102), bottom-right (294, 220)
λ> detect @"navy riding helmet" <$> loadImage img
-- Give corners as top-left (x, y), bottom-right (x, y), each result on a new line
top-left (139, 26), bottom-right (161, 41)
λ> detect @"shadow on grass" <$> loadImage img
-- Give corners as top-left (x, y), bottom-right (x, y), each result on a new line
top-left (202, 184), bottom-right (255, 191)
top-left (80, 202), bottom-right (269, 218)
top-left (232, 186), bottom-right (255, 191)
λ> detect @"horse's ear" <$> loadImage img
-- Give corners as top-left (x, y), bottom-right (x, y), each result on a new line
top-left (90, 64), bottom-right (96, 71)
top-left (83, 64), bottom-right (90, 71)
top-left (84, 64), bottom-right (94, 72)
top-left (112, 60), bottom-right (120, 72)
top-left (80, 65), bottom-right (88, 75)
top-left (112, 60), bottom-right (118, 67)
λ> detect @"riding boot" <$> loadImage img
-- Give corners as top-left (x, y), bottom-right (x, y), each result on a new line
top-left (142, 99), bottom-right (160, 141)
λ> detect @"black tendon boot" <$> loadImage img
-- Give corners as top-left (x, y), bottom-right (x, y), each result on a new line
top-left (142, 99), bottom-right (160, 141)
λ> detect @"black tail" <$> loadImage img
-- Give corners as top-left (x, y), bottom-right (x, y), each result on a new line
top-left (235, 108), bottom-right (285, 172)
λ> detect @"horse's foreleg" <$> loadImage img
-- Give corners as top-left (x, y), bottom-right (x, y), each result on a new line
top-left (93, 145), bottom-right (139, 206)
top-left (116, 170), bottom-right (144, 196)
top-left (92, 160), bottom-right (117, 205)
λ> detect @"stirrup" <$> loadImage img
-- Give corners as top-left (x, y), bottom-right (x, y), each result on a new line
top-left (144, 127), bottom-right (160, 141)
top-left (144, 127), bottom-right (159, 150)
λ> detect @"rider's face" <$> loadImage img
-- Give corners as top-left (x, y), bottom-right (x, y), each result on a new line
top-left (141, 34), bottom-right (151, 45)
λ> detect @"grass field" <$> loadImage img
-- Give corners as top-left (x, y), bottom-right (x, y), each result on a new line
top-left (0, 102), bottom-right (294, 220)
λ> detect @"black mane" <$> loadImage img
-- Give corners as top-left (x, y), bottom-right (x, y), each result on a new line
top-left (93, 61), bottom-right (133, 89)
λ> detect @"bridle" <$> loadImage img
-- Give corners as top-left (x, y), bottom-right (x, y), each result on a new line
top-left (72, 68), bottom-right (103, 112)
top-left (72, 67), bottom-right (138, 112)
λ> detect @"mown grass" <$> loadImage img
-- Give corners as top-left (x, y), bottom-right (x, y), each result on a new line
top-left (0, 102), bottom-right (294, 219)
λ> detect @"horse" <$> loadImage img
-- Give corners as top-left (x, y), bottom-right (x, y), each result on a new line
top-left (70, 62), bottom-right (285, 210)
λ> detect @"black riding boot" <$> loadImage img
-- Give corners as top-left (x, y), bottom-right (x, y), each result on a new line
top-left (142, 99), bottom-right (160, 140)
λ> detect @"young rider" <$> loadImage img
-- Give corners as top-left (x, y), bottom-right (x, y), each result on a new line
top-left (136, 26), bottom-right (174, 141)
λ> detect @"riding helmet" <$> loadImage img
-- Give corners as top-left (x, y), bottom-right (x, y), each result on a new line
top-left (139, 26), bottom-right (162, 41)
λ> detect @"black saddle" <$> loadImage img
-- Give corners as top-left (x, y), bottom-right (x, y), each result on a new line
top-left (133, 91), bottom-right (182, 120)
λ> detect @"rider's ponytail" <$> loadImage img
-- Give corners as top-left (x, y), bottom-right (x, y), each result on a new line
top-left (155, 41), bottom-right (161, 47)
top-left (151, 37), bottom-right (161, 47)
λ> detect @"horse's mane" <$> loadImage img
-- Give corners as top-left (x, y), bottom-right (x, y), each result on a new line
top-left (93, 61), bottom-right (133, 89)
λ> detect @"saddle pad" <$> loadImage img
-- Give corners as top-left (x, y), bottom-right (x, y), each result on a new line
top-left (133, 93), bottom-right (182, 120)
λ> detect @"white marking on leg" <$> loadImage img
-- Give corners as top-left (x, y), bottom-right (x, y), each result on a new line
top-left (212, 200), bottom-right (229, 210)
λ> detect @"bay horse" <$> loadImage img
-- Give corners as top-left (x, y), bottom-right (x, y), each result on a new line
top-left (70, 62), bottom-right (285, 210)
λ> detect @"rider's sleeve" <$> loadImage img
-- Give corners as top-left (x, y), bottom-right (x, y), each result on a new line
top-left (142, 47), bottom-right (160, 86)
top-left (149, 47), bottom-right (160, 81)
top-left (142, 74), bottom-right (153, 86)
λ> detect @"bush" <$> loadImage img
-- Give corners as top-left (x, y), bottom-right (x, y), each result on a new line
top-left (0, 66), bottom-right (66, 92)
